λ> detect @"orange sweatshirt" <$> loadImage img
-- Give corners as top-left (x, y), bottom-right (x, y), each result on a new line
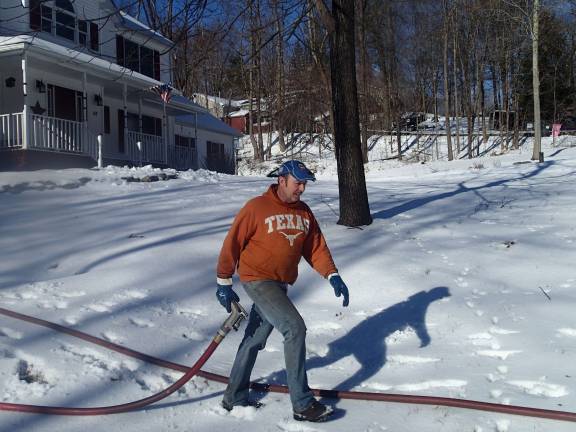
top-left (217, 184), bottom-right (338, 284)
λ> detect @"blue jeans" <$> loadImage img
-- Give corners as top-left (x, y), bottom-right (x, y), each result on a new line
top-left (222, 280), bottom-right (314, 412)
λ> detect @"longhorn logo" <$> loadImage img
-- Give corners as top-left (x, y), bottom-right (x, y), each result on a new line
top-left (279, 231), bottom-right (302, 246)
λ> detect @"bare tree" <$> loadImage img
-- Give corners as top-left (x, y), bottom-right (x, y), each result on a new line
top-left (443, 0), bottom-right (454, 161)
top-left (315, 0), bottom-right (372, 226)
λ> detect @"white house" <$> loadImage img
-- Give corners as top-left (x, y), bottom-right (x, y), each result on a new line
top-left (0, 0), bottom-right (240, 172)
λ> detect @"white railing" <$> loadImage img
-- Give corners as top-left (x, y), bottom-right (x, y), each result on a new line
top-left (1, 112), bottom-right (198, 170)
top-left (83, 130), bottom-right (100, 161)
top-left (127, 131), bottom-right (165, 165)
top-left (168, 145), bottom-right (197, 170)
top-left (29, 114), bottom-right (83, 153)
top-left (0, 112), bottom-right (23, 149)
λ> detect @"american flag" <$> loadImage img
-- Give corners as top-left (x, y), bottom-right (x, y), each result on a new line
top-left (150, 83), bottom-right (172, 104)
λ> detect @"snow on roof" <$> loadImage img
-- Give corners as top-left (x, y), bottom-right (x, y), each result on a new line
top-left (177, 112), bottom-right (243, 137)
top-left (193, 94), bottom-right (243, 108)
top-left (169, 94), bottom-right (208, 114)
top-left (228, 109), bottom-right (249, 118)
top-left (118, 11), bottom-right (173, 46)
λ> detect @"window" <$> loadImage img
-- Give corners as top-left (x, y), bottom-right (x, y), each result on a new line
top-left (78, 20), bottom-right (87, 47)
top-left (46, 84), bottom-right (84, 122)
top-left (41, 5), bottom-right (52, 33)
top-left (55, 0), bottom-right (74, 12)
top-left (142, 115), bottom-right (162, 136)
top-left (175, 135), bottom-right (196, 148)
top-left (56, 10), bottom-right (75, 41)
top-left (140, 46), bottom-right (154, 78)
top-left (124, 39), bottom-right (140, 72)
top-left (29, 0), bottom-right (99, 52)
top-left (116, 35), bottom-right (160, 80)
top-left (207, 141), bottom-right (225, 159)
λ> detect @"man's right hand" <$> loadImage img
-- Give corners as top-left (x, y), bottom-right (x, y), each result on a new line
top-left (216, 278), bottom-right (240, 313)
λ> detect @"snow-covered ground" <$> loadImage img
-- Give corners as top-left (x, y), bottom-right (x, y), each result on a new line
top-left (1, 137), bottom-right (575, 431)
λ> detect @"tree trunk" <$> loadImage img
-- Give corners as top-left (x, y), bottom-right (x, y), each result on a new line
top-left (443, 0), bottom-right (454, 161)
top-left (273, 0), bottom-right (286, 153)
top-left (358, 0), bottom-right (369, 163)
top-left (452, 22), bottom-right (461, 155)
top-left (531, 0), bottom-right (542, 161)
top-left (328, 0), bottom-right (372, 226)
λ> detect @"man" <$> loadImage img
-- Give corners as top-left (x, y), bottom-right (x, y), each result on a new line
top-left (216, 160), bottom-right (349, 422)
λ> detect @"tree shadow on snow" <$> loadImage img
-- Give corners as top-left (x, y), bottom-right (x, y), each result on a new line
top-left (309, 286), bottom-right (451, 394)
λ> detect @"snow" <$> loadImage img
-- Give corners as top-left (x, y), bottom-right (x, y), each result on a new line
top-left (1, 137), bottom-right (576, 431)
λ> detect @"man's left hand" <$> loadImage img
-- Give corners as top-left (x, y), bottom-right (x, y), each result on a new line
top-left (329, 274), bottom-right (349, 307)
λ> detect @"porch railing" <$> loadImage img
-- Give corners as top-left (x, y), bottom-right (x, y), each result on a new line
top-left (1, 112), bottom-right (198, 170)
top-left (0, 113), bottom-right (24, 149)
top-left (29, 114), bottom-right (84, 153)
top-left (127, 131), bottom-right (165, 165)
top-left (168, 144), bottom-right (197, 171)
top-left (127, 132), bottom-right (197, 170)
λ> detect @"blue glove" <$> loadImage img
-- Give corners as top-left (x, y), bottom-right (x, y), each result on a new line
top-left (329, 274), bottom-right (349, 307)
top-left (216, 281), bottom-right (240, 313)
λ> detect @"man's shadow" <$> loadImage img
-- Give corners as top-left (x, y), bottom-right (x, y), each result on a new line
top-left (265, 286), bottom-right (451, 394)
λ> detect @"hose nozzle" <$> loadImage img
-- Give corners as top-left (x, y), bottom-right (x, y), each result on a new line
top-left (214, 301), bottom-right (248, 343)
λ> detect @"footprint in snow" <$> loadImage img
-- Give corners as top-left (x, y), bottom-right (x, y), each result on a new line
top-left (506, 380), bottom-right (568, 398)
top-left (309, 322), bottom-right (342, 335)
top-left (119, 290), bottom-right (148, 300)
top-left (276, 418), bottom-right (323, 431)
top-left (476, 350), bottom-right (522, 360)
top-left (38, 300), bottom-right (69, 310)
top-left (59, 290), bottom-right (86, 298)
top-left (63, 316), bottom-right (79, 326)
top-left (0, 327), bottom-right (23, 339)
top-left (129, 317), bottom-right (155, 328)
top-left (101, 332), bottom-right (123, 343)
top-left (85, 302), bottom-right (115, 313)
top-left (455, 277), bottom-right (469, 288)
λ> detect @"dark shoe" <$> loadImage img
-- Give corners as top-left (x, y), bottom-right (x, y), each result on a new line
top-left (221, 400), bottom-right (263, 412)
top-left (293, 400), bottom-right (333, 422)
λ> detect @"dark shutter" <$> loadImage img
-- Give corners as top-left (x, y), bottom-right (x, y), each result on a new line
top-left (116, 35), bottom-right (124, 66)
top-left (90, 22), bottom-right (99, 51)
top-left (30, 0), bottom-right (41, 30)
top-left (153, 51), bottom-right (160, 80)
top-left (104, 106), bottom-right (110, 134)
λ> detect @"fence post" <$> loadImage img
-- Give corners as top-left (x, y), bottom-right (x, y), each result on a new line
top-left (137, 141), bottom-right (142, 167)
top-left (97, 134), bottom-right (103, 168)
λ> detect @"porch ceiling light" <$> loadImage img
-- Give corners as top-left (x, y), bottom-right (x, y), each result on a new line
top-left (36, 80), bottom-right (46, 93)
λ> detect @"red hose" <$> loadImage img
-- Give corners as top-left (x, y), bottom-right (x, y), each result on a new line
top-left (1, 306), bottom-right (576, 422)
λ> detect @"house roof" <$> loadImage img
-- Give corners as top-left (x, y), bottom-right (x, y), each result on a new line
top-left (118, 11), bottom-right (173, 47)
top-left (228, 109), bottom-right (249, 118)
top-left (103, 1), bottom-right (172, 47)
top-left (193, 93), bottom-right (243, 108)
top-left (177, 113), bottom-right (243, 138)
